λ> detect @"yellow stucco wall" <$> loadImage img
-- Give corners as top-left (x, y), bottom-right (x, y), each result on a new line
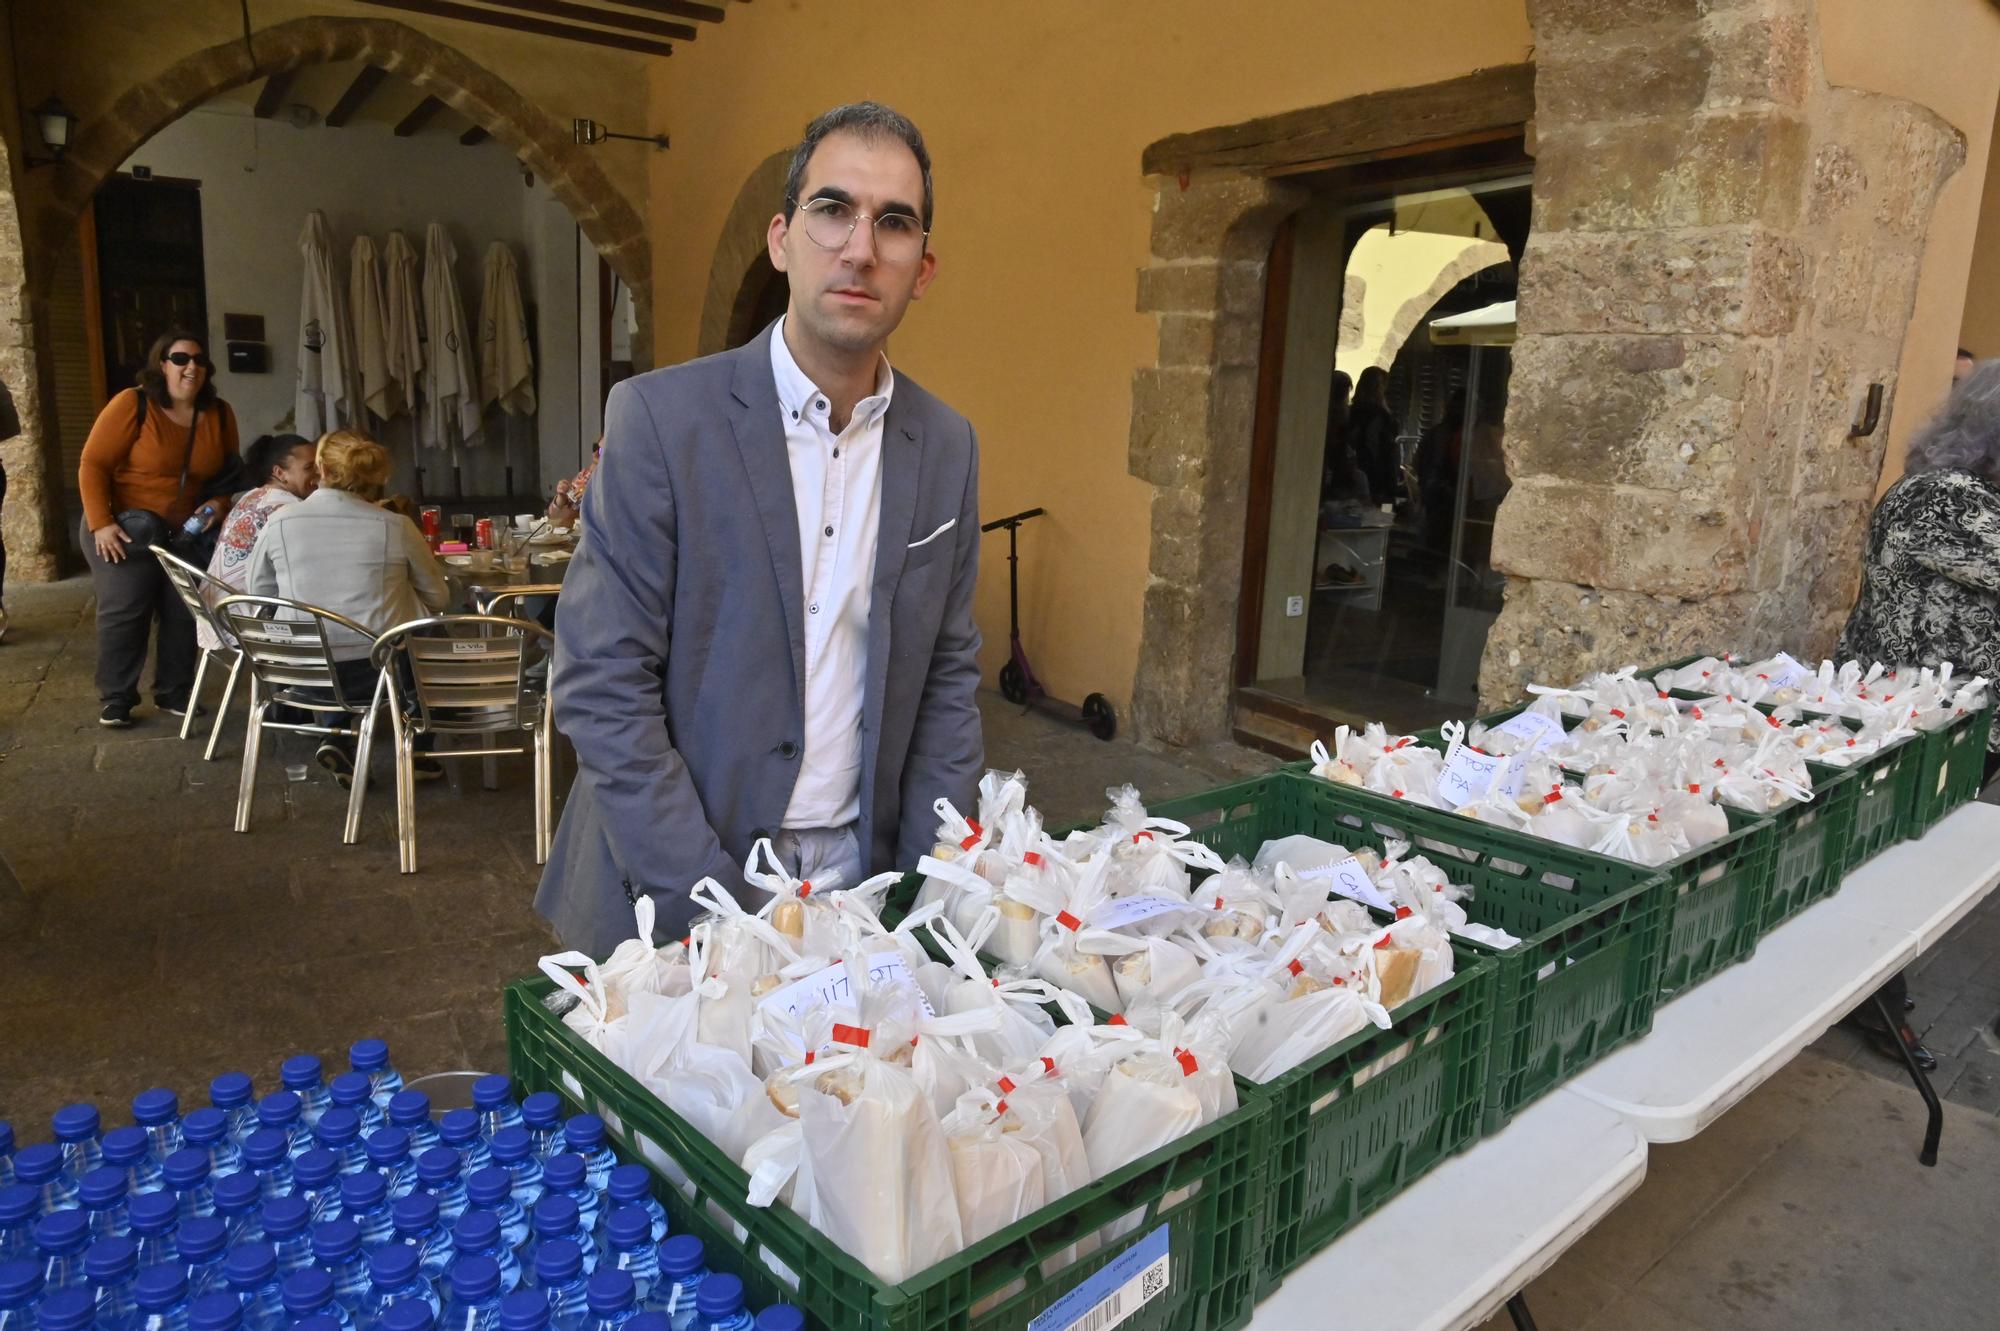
top-left (646, 0), bottom-right (1535, 713)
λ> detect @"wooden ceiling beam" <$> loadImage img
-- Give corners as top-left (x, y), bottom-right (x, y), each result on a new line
top-left (595, 0), bottom-right (727, 21)
top-left (394, 95), bottom-right (448, 137)
top-left (479, 0), bottom-right (696, 40)
top-left (252, 69), bottom-right (297, 119)
top-left (325, 65), bottom-right (388, 128)
top-left (352, 0), bottom-right (674, 56)
top-left (460, 125), bottom-right (490, 146)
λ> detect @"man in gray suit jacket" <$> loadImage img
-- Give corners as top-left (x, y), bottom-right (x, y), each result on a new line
top-left (536, 102), bottom-right (983, 958)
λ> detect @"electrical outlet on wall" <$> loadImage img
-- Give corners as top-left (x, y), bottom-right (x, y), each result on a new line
top-left (1285, 595), bottom-right (1305, 617)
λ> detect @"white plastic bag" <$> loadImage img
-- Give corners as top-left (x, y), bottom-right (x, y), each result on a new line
top-left (941, 1089), bottom-right (1046, 1246)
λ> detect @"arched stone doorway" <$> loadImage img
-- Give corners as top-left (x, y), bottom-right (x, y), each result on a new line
top-left (699, 149), bottom-right (792, 356)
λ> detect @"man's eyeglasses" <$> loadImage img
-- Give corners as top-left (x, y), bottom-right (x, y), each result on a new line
top-left (789, 197), bottom-right (928, 262)
top-left (164, 351), bottom-right (212, 369)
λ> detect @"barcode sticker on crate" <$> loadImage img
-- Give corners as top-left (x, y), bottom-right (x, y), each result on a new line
top-left (1027, 1224), bottom-right (1169, 1331)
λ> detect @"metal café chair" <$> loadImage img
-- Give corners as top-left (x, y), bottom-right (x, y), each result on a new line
top-left (213, 594), bottom-right (390, 843)
top-left (150, 547), bottom-right (243, 760)
top-left (474, 584), bottom-right (563, 619)
top-left (370, 613), bottom-right (556, 874)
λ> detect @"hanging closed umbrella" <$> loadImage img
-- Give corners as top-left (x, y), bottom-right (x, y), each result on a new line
top-left (295, 210), bottom-right (357, 438)
top-left (478, 242), bottom-right (536, 416)
top-left (382, 230), bottom-right (425, 423)
top-left (419, 221), bottom-right (483, 452)
top-left (349, 235), bottom-right (395, 421)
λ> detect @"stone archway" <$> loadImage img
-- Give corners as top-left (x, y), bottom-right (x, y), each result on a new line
top-left (699, 149), bottom-right (792, 356)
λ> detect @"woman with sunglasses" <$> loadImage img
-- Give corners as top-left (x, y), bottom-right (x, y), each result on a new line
top-left (78, 327), bottom-right (241, 728)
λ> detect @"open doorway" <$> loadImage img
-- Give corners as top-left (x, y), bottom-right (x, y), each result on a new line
top-left (1237, 142), bottom-right (1531, 736)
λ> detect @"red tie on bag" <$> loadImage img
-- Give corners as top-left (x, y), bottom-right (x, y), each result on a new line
top-left (831, 1023), bottom-right (871, 1050)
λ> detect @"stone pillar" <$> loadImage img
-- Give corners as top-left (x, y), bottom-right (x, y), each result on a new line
top-left (1483, 0), bottom-right (1964, 700)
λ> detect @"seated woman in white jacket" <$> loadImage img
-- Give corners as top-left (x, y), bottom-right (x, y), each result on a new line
top-left (245, 429), bottom-right (450, 787)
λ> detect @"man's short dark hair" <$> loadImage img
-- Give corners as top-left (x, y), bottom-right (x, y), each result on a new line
top-left (1959, 347), bottom-right (1977, 360)
top-left (245, 432), bottom-right (311, 487)
top-left (782, 102), bottom-right (934, 233)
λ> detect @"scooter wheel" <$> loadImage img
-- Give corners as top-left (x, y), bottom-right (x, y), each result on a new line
top-left (998, 661), bottom-right (1028, 704)
top-left (1082, 692), bottom-right (1117, 741)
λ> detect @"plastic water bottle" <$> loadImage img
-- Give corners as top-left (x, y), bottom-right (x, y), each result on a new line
top-left (176, 1116), bottom-right (240, 1184)
top-left (0, 1125), bottom-right (14, 1191)
top-left (78, 1173), bottom-right (130, 1243)
top-left (484, 1140), bottom-right (538, 1218)
top-left (252, 1100), bottom-right (307, 1166)
top-left (413, 1154), bottom-right (465, 1231)
top-left (0, 1260), bottom-right (42, 1331)
top-left (210, 1176), bottom-right (262, 1249)
top-left (127, 1096), bottom-right (181, 1170)
top-left (437, 1257), bottom-right (502, 1331)
top-left (519, 1202), bottom-right (590, 1290)
top-left (599, 1174), bottom-right (663, 1249)
top-left (99, 1132), bottom-right (161, 1200)
top-left (684, 1276), bottom-right (748, 1331)
top-left (327, 1083), bottom-right (383, 1144)
top-left (384, 1101), bottom-right (438, 1164)
top-left (391, 1197), bottom-right (451, 1284)
top-left (221, 1244), bottom-right (284, 1331)
top-left (621, 1317), bottom-right (666, 1331)
top-left (579, 1272), bottom-right (633, 1331)
top-left (361, 1242), bottom-right (433, 1331)
top-left (279, 1269), bottom-right (351, 1331)
top-left (445, 1216), bottom-right (515, 1298)
top-left (458, 1174), bottom-right (521, 1257)
top-left (533, 1165), bottom-right (591, 1243)
top-left (434, 1121), bottom-right (487, 1183)
top-left (306, 1222), bottom-right (367, 1321)
top-left (174, 1221), bottom-right (229, 1299)
top-left (468, 1085), bottom-right (521, 1147)
top-left (494, 1290), bottom-right (546, 1331)
top-left (361, 1136), bottom-right (414, 1203)
top-left (597, 1215), bottom-right (653, 1308)
top-left (642, 1239), bottom-right (704, 1330)
top-left (130, 1264), bottom-right (190, 1331)
top-left (0, 1189), bottom-right (37, 1265)
top-left (258, 1200), bottom-right (312, 1279)
top-left (182, 1292), bottom-right (240, 1331)
top-left (237, 1135), bottom-right (290, 1208)
top-left (311, 1116), bottom-right (365, 1182)
top-left (159, 1155), bottom-right (212, 1224)
top-left (749, 1308), bottom-right (799, 1331)
top-left (292, 1313), bottom-right (341, 1331)
top-left (36, 1211), bottom-right (91, 1292)
top-left (554, 1127), bottom-right (610, 1207)
top-left (375, 1300), bottom-right (436, 1331)
top-left (335, 1177), bottom-right (391, 1254)
top-left (126, 1195), bottom-right (178, 1274)
top-left (38, 1287), bottom-right (97, 1331)
top-left (527, 1244), bottom-right (585, 1331)
top-left (51, 1108), bottom-right (105, 1183)
top-left (15, 1147), bottom-right (79, 1217)
top-left (207, 1079), bottom-right (258, 1151)
top-left (290, 1156), bottom-right (340, 1229)
top-left (514, 1103), bottom-right (559, 1169)
top-left (346, 1045), bottom-right (403, 1113)
top-left (280, 1061), bottom-right (332, 1132)
top-left (84, 1236), bottom-right (138, 1331)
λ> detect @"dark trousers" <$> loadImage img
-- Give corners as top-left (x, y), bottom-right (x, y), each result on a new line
top-left (81, 519), bottom-right (195, 707)
top-left (319, 657), bottom-right (432, 759)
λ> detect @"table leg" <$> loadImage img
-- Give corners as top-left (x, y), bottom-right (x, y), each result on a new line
top-left (1871, 990), bottom-right (1943, 1167)
top-left (1506, 1293), bottom-right (1539, 1331)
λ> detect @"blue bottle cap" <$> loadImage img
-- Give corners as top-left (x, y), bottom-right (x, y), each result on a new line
top-left (132, 1264), bottom-right (189, 1311)
top-left (541, 1154), bottom-right (584, 1193)
top-left (349, 1039), bottom-right (391, 1073)
top-left (519, 1093), bottom-right (561, 1129)
top-left (367, 1239), bottom-right (419, 1288)
top-left (101, 1126), bottom-right (150, 1168)
top-left (241, 1128), bottom-right (290, 1171)
top-left (261, 1196), bottom-right (310, 1240)
top-left (79, 1166), bottom-right (129, 1209)
top-left (625, 1317), bottom-right (671, 1331)
top-left (313, 1108), bottom-right (360, 1149)
top-left (0, 1260), bottom-right (39, 1306)
top-left (488, 1128), bottom-right (531, 1166)
top-left (37, 1287), bottom-right (98, 1331)
top-left (162, 1148), bottom-right (210, 1191)
top-left (465, 1167), bottom-right (512, 1209)
top-left (451, 1211), bottom-right (500, 1253)
top-left (657, 1234), bottom-right (705, 1278)
top-left (84, 1236), bottom-right (138, 1281)
top-left (448, 1254), bottom-right (500, 1302)
top-left (128, 1191), bottom-right (179, 1237)
top-left (213, 1170), bottom-right (262, 1216)
top-left (530, 1238), bottom-right (580, 1287)
top-left (364, 1127), bottom-right (411, 1167)
top-left (292, 1149), bottom-right (339, 1191)
top-left (181, 1108), bottom-right (228, 1147)
top-left (561, 1115), bottom-right (605, 1152)
top-left (606, 1164), bottom-right (651, 1205)
top-left (131, 1089), bottom-right (180, 1127)
top-left (388, 1091), bottom-right (432, 1129)
top-left (280, 1267), bottom-right (336, 1315)
top-left (497, 1289), bottom-right (551, 1331)
top-left (328, 1073), bottom-right (374, 1110)
top-left (605, 1208), bottom-right (650, 1251)
top-left (309, 1218), bottom-right (360, 1264)
top-left (255, 1092), bottom-right (301, 1130)
top-left (0, 1185), bottom-right (35, 1225)
top-left (209, 1073), bottom-right (254, 1111)
top-left (338, 1170), bottom-right (387, 1211)
top-left (391, 1192), bottom-right (438, 1236)
top-left (438, 1109), bottom-right (481, 1146)
top-left (280, 1056), bottom-right (324, 1093)
top-left (694, 1273), bottom-right (743, 1319)
top-left (529, 1194), bottom-right (577, 1238)
top-left (754, 1308), bottom-right (806, 1331)
top-left (470, 1076), bottom-right (514, 1112)
top-left (177, 1217), bottom-right (229, 1262)
top-left (224, 1241), bottom-right (277, 1290)
top-left (584, 1269), bottom-right (634, 1315)
top-left (12, 1144), bottom-right (64, 1186)
top-left (185, 1291), bottom-right (243, 1331)
top-left (34, 1210), bottom-right (89, 1255)
top-left (378, 1299), bottom-right (438, 1331)
top-left (51, 1103), bottom-right (101, 1143)
top-left (417, 1147), bottom-right (461, 1185)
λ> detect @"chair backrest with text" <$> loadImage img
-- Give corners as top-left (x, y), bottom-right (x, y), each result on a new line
top-left (213, 594), bottom-right (382, 716)
top-left (371, 614), bottom-right (552, 736)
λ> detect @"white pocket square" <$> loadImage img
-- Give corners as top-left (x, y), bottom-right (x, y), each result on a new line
top-left (908, 519), bottom-right (956, 550)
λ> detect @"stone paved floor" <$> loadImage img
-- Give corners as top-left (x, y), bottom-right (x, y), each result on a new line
top-left (4, 574), bottom-right (1998, 1328)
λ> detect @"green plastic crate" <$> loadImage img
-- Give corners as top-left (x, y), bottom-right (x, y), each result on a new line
top-left (1839, 729), bottom-right (1925, 867)
top-left (1760, 760), bottom-right (1859, 932)
top-left (1905, 697), bottom-right (1996, 839)
top-left (504, 977), bottom-right (1266, 1331)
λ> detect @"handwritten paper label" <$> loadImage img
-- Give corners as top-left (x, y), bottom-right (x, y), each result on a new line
top-left (755, 951), bottom-right (937, 1028)
top-left (1298, 856), bottom-right (1394, 912)
top-left (1490, 710), bottom-right (1562, 752)
top-left (1089, 896), bottom-right (1192, 932)
top-left (1437, 744), bottom-right (1523, 809)
top-left (1763, 652), bottom-right (1813, 691)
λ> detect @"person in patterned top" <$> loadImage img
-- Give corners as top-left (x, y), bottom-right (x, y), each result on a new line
top-left (196, 433), bottom-right (317, 651)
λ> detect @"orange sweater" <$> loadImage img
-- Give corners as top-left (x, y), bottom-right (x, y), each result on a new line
top-left (78, 389), bottom-right (241, 531)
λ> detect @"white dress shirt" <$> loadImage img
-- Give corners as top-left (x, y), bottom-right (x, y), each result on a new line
top-left (771, 317), bottom-right (894, 830)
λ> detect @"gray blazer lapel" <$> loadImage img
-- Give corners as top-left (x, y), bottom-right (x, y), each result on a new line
top-left (861, 410), bottom-right (924, 824)
top-left (727, 332), bottom-right (806, 707)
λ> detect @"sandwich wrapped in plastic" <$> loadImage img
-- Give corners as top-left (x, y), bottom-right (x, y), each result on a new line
top-left (926, 910), bottom-right (1069, 1066)
top-left (538, 951), bottom-right (633, 1063)
top-left (940, 1088), bottom-right (1046, 1246)
top-left (1080, 1012), bottom-right (1236, 1179)
top-left (588, 896), bottom-right (690, 1021)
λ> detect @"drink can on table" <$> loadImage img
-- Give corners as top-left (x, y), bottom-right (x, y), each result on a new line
top-left (420, 507), bottom-right (441, 539)
top-left (475, 518), bottom-right (495, 550)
